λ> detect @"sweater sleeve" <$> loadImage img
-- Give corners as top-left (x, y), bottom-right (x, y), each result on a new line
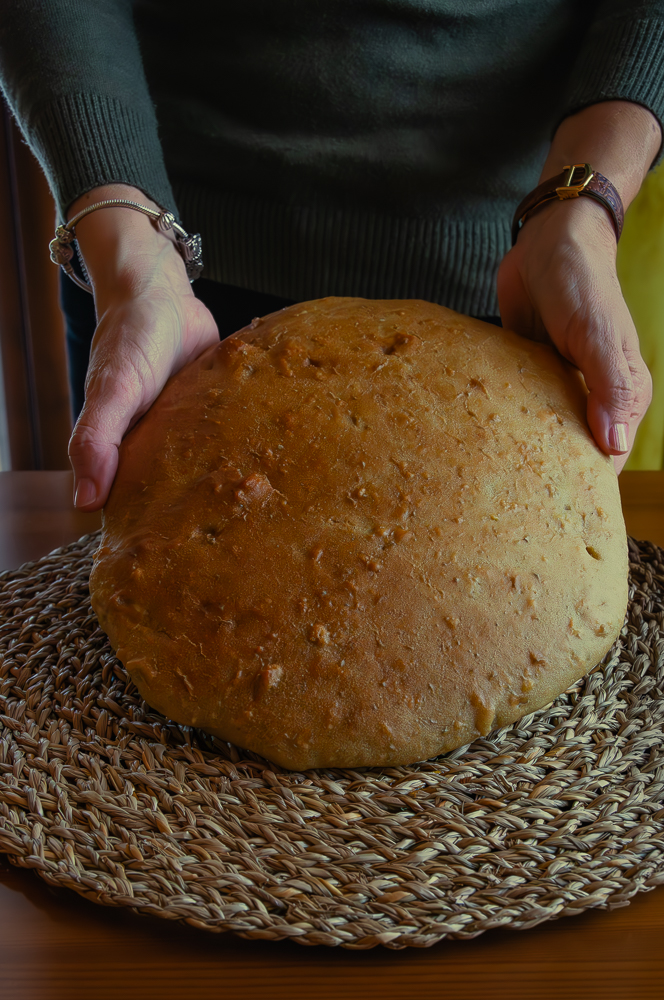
top-left (0, 0), bottom-right (177, 220)
top-left (560, 0), bottom-right (664, 155)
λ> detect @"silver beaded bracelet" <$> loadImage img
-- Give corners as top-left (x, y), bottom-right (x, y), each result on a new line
top-left (49, 198), bottom-right (204, 292)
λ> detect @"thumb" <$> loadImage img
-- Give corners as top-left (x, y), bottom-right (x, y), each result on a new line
top-left (565, 302), bottom-right (652, 471)
top-left (69, 365), bottom-right (141, 510)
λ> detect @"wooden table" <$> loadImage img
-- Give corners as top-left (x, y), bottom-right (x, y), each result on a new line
top-left (1, 469), bottom-right (663, 1000)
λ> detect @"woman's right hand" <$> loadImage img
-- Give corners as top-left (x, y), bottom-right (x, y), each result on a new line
top-left (66, 184), bottom-right (219, 510)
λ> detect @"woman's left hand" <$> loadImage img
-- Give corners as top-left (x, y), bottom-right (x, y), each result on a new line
top-left (497, 194), bottom-right (650, 474)
top-left (497, 100), bottom-right (661, 474)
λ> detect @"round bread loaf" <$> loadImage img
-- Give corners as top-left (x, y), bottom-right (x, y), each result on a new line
top-left (90, 298), bottom-right (628, 769)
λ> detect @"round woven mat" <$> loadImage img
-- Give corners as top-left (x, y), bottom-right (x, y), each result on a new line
top-left (1, 533), bottom-right (663, 949)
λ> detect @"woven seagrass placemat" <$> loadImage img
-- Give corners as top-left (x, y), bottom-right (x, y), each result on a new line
top-left (1, 532), bottom-right (663, 949)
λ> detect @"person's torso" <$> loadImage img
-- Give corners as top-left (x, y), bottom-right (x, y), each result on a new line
top-left (134, 0), bottom-right (596, 214)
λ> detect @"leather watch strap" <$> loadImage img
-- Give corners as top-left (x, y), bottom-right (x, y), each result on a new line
top-left (511, 163), bottom-right (624, 245)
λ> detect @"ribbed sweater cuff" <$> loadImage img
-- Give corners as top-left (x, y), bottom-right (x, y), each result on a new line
top-left (27, 93), bottom-right (177, 220)
top-left (563, 17), bottom-right (664, 160)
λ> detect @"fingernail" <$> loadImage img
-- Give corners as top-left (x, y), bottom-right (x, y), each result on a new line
top-left (75, 477), bottom-right (97, 508)
top-left (608, 422), bottom-right (629, 453)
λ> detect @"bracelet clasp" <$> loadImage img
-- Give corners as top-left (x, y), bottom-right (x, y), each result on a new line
top-left (49, 199), bottom-right (204, 293)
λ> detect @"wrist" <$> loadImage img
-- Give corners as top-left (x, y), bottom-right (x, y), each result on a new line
top-left (539, 101), bottom-right (661, 209)
top-left (68, 184), bottom-right (191, 303)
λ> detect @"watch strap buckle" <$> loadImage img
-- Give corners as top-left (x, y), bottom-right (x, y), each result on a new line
top-left (555, 163), bottom-right (594, 200)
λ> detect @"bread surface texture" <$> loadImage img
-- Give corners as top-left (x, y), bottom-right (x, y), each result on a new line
top-left (90, 298), bottom-right (628, 769)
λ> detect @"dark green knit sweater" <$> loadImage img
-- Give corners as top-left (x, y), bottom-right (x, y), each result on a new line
top-left (1, 1), bottom-right (664, 314)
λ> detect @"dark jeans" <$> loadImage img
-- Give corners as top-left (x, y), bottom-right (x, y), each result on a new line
top-left (60, 271), bottom-right (501, 422)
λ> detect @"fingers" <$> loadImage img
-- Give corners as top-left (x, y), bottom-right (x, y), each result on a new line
top-left (539, 271), bottom-right (652, 469)
top-left (581, 320), bottom-right (652, 473)
top-left (541, 302), bottom-right (651, 472)
top-left (69, 294), bottom-right (219, 510)
top-left (498, 208), bottom-right (652, 472)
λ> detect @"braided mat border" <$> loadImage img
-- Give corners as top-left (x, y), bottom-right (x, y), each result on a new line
top-left (1, 533), bottom-right (663, 949)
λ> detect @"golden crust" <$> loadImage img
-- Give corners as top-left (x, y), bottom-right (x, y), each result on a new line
top-left (90, 298), bottom-right (628, 769)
